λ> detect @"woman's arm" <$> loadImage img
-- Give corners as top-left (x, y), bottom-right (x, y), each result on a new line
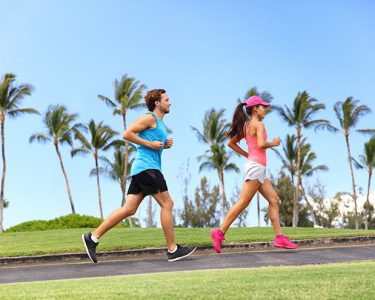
top-left (256, 122), bottom-right (280, 149)
top-left (228, 135), bottom-right (248, 158)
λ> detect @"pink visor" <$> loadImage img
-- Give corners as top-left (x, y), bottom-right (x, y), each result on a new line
top-left (245, 96), bottom-right (271, 108)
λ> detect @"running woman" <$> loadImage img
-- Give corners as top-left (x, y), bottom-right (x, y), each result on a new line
top-left (82, 89), bottom-right (196, 262)
top-left (211, 96), bottom-right (298, 253)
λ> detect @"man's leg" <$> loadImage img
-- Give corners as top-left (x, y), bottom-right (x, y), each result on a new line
top-left (82, 193), bottom-right (144, 263)
top-left (152, 190), bottom-right (197, 261)
top-left (152, 191), bottom-right (176, 251)
top-left (93, 192), bottom-right (144, 238)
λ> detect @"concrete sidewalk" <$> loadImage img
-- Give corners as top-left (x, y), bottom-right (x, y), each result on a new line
top-left (1, 235), bottom-right (374, 266)
top-left (1, 243), bottom-right (375, 284)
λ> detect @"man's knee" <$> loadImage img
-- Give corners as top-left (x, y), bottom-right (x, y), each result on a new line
top-left (125, 206), bottom-right (138, 216)
top-left (162, 198), bottom-right (174, 210)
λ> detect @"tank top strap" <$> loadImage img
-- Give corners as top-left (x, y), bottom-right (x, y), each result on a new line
top-left (147, 111), bottom-right (157, 119)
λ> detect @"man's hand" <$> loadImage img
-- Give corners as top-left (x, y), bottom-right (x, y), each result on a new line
top-left (164, 138), bottom-right (174, 149)
top-left (148, 141), bottom-right (164, 150)
top-left (272, 137), bottom-right (281, 147)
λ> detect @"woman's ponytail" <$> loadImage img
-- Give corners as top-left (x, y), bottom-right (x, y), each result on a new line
top-left (228, 102), bottom-right (248, 138)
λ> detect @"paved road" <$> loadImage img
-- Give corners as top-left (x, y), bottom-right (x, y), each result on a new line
top-left (1, 244), bottom-right (375, 284)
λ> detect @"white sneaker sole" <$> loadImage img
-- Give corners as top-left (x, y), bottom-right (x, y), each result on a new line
top-left (168, 246), bottom-right (197, 262)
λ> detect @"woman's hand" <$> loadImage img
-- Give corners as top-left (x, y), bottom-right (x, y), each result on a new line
top-left (272, 137), bottom-right (281, 147)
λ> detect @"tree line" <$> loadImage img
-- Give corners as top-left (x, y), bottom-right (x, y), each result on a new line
top-left (0, 73), bottom-right (374, 232)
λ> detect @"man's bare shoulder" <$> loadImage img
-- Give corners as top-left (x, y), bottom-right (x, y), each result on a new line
top-left (135, 113), bottom-right (155, 124)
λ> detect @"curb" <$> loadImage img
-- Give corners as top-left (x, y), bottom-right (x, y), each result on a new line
top-left (1, 235), bottom-right (375, 266)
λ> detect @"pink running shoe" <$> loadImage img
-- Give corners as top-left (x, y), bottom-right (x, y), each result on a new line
top-left (273, 235), bottom-right (298, 249)
top-left (211, 229), bottom-right (225, 253)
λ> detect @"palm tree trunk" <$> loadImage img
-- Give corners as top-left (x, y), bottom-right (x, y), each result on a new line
top-left (54, 143), bottom-right (76, 214)
top-left (121, 113), bottom-right (133, 227)
top-left (345, 134), bottom-right (359, 229)
top-left (294, 128), bottom-right (302, 227)
top-left (0, 118), bottom-right (6, 233)
top-left (365, 169), bottom-right (372, 230)
top-left (94, 151), bottom-right (104, 219)
top-left (257, 192), bottom-right (260, 227)
top-left (218, 169), bottom-right (227, 222)
top-left (300, 184), bottom-right (317, 227)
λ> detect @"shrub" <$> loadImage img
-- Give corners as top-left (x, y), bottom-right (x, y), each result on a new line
top-left (5, 214), bottom-right (140, 232)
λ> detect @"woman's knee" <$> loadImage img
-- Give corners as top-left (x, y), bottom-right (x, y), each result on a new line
top-left (237, 198), bottom-right (250, 210)
top-left (269, 196), bottom-right (280, 207)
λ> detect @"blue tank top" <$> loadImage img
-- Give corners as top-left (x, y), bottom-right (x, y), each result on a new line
top-left (130, 112), bottom-right (168, 176)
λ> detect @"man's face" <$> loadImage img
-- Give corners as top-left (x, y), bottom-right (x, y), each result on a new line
top-left (157, 93), bottom-right (171, 114)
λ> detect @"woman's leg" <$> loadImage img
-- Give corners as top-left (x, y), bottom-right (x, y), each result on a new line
top-left (258, 179), bottom-right (282, 236)
top-left (221, 179), bottom-right (260, 234)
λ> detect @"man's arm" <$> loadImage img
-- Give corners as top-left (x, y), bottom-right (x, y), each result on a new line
top-left (123, 114), bottom-right (164, 150)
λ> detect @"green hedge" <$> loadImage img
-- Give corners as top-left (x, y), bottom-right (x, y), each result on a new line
top-left (5, 214), bottom-right (140, 232)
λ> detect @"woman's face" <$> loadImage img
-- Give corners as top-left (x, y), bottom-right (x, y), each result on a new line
top-left (255, 105), bottom-right (267, 118)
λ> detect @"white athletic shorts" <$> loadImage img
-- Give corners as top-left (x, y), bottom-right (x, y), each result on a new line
top-left (244, 160), bottom-right (268, 184)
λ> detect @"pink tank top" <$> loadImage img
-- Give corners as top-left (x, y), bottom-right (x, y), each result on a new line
top-left (245, 124), bottom-right (267, 166)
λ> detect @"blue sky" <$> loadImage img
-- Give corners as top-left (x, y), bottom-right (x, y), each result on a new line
top-left (1, 0), bottom-right (374, 229)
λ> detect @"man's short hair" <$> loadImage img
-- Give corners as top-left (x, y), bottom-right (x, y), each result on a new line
top-left (144, 89), bottom-right (166, 111)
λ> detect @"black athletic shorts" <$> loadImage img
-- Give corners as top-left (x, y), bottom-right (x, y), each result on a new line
top-left (127, 169), bottom-right (168, 196)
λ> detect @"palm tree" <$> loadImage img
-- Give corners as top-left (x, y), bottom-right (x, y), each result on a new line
top-left (90, 143), bottom-right (136, 196)
top-left (191, 108), bottom-right (229, 145)
top-left (98, 75), bottom-right (146, 208)
top-left (30, 105), bottom-right (83, 214)
top-left (333, 97), bottom-right (375, 229)
top-left (274, 91), bottom-right (336, 227)
top-left (71, 120), bottom-right (121, 219)
top-left (272, 134), bottom-right (298, 184)
top-left (191, 109), bottom-right (236, 220)
top-left (359, 138), bottom-right (375, 229)
top-left (299, 142), bottom-right (329, 226)
top-left (0, 73), bottom-right (39, 232)
top-left (198, 143), bottom-right (239, 220)
top-left (242, 87), bottom-right (274, 226)
top-left (273, 135), bottom-right (325, 226)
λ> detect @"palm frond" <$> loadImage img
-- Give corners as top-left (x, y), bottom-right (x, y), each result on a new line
top-left (98, 95), bottom-right (116, 108)
top-left (351, 157), bottom-right (363, 170)
top-left (356, 129), bottom-right (375, 135)
top-left (190, 126), bottom-right (207, 143)
top-left (71, 147), bottom-right (90, 157)
top-left (198, 161), bottom-right (216, 172)
top-left (7, 108), bottom-right (39, 118)
top-left (29, 133), bottom-right (51, 144)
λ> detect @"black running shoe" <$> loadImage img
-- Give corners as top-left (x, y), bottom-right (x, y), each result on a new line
top-left (82, 233), bottom-right (98, 263)
top-left (167, 244), bottom-right (197, 262)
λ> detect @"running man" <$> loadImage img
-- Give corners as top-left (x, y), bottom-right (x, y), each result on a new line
top-left (82, 89), bottom-right (196, 262)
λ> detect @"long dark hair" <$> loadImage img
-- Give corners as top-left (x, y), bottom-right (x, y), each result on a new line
top-left (228, 103), bottom-right (251, 138)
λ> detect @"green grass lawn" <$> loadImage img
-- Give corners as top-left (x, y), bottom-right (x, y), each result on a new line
top-left (0, 227), bottom-right (374, 258)
top-left (1, 261), bottom-right (374, 299)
